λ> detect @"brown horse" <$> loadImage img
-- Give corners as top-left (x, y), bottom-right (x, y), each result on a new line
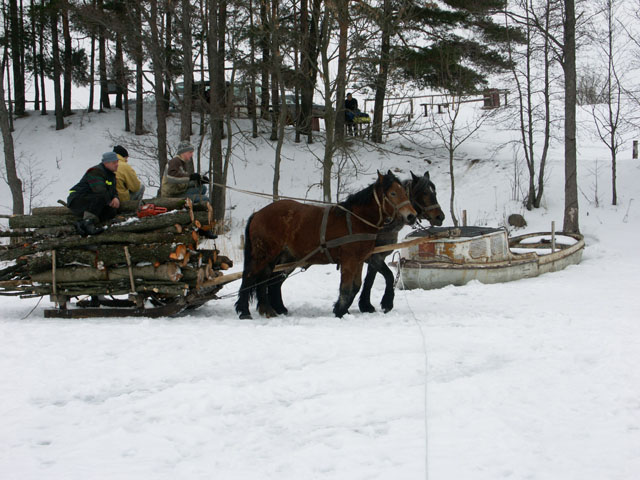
top-left (358, 171), bottom-right (445, 313)
top-left (235, 171), bottom-right (417, 319)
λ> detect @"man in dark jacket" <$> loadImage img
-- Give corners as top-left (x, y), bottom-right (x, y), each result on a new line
top-left (67, 152), bottom-right (121, 235)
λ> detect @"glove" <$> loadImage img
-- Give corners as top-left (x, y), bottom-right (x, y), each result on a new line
top-left (189, 173), bottom-right (202, 182)
top-left (201, 175), bottom-right (210, 183)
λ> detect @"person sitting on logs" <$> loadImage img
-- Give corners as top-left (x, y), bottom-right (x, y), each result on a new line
top-left (160, 141), bottom-right (208, 203)
top-left (113, 145), bottom-right (145, 203)
top-left (67, 151), bottom-right (121, 235)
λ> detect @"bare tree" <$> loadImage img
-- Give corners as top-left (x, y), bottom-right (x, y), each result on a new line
top-left (333, 0), bottom-right (349, 144)
top-left (179, 0), bottom-right (193, 141)
top-left (0, 48), bottom-right (24, 215)
top-left (505, 0), bottom-right (553, 210)
top-left (524, 0), bottom-right (581, 233)
top-left (208, 0), bottom-right (227, 222)
top-left (9, 0), bottom-right (25, 116)
top-left (50, 1), bottom-right (65, 129)
top-left (588, 0), bottom-right (633, 206)
top-left (429, 97), bottom-right (496, 226)
top-left (61, 0), bottom-right (73, 116)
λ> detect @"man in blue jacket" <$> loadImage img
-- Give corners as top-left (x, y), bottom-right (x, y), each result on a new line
top-left (67, 152), bottom-right (121, 235)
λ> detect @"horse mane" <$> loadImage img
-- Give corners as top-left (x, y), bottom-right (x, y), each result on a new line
top-left (408, 174), bottom-right (433, 195)
top-left (338, 172), bottom-right (398, 213)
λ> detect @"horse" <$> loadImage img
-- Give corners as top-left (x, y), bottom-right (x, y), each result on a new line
top-left (358, 171), bottom-right (445, 314)
top-left (235, 171), bottom-right (418, 319)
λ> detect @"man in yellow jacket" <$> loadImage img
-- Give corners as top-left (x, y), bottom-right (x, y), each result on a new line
top-left (113, 145), bottom-right (144, 202)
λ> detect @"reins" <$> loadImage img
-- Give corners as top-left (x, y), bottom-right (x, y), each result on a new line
top-left (210, 181), bottom-right (403, 231)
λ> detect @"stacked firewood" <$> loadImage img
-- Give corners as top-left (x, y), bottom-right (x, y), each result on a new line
top-left (0, 198), bottom-right (232, 300)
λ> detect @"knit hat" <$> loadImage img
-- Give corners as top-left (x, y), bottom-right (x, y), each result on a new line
top-left (113, 145), bottom-right (129, 158)
top-left (176, 141), bottom-right (195, 156)
top-left (102, 151), bottom-right (118, 163)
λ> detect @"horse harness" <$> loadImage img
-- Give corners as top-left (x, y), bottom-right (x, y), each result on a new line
top-left (294, 187), bottom-right (410, 267)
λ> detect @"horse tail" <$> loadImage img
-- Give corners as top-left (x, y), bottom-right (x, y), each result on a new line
top-left (235, 213), bottom-right (257, 316)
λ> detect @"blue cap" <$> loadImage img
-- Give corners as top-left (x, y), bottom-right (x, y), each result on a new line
top-left (102, 151), bottom-right (118, 163)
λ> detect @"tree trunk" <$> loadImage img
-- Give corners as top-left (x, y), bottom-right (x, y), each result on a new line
top-left (148, 0), bottom-right (169, 179)
top-left (98, 0), bottom-right (110, 110)
top-left (333, 0), bottom-right (348, 144)
top-left (61, 0), bottom-right (72, 116)
top-left (248, 0), bottom-right (258, 138)
top-left (30, 0), bottom-right (40, 111)
top-left (163, 3), bottom-right (173, 110)
top-left (208, 0), bottom-right (227, 222)
top-left (371, 0), bottom-right (391, 144)
top-left (88, 33), bottom-right (95, 112)
top-left (38, 0), bottom-right (47, 115)
top-left (132, 1), bottom-right (144, 134)
top-left (269, 0), bottom-right (279, 142)
top-left (9, 0), bottom-right (25, 116)
top-left (180, 0), bottom-right (193, 141)
top-left (114, 35), bottom-right (124, 109)
top-left (0, 50), bottom-right (24, 214)
top-left (319, 1), bottom-right (333, 203)
top-left (259, 0), bottom-right (270, 119)
top-left (562, 0), bottom-right (579, 233)
top-left (50, 3), bottom-right (64, 130)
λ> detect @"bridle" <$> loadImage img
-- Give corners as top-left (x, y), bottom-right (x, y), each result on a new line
top-left (373, 183), bottom-right (413, 227)
top-left (408, 180), bottom-right (441, 219)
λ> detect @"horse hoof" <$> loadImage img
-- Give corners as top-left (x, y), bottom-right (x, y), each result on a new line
top-left (359, 303), bottom-right (376, 313)
top-left (258, 306), bottom-right (278, 318)
top-left (239, 313), bottom-right (253, 320)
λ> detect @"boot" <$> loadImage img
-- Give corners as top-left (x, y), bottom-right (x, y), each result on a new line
top-left (74, 217), bottom-right (103, 236)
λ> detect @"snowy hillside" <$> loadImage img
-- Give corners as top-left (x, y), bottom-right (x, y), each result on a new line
top-left (1, 104), bottom-right (639, 479)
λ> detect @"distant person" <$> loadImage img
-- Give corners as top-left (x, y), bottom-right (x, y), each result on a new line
top-left (345, 92), bottom-right (358, 135)
top-left (113, 145), bottom-right (145, 202)
top-left (160, 141), bottom-right (208, 202)
top-left (67, 152), bottom-right (120, 235)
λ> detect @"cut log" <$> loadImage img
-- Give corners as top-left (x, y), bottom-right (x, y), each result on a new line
top-left (9, 214), bottom-right (79, 228)
top-left (30, 263), bottom-right (182, 283)
top-left (11, 210), bottom-right (212, 231)
top-left (1, 232), bottom-right (195, 261)
top-left (22, 243), bottom-right (185, 274)
top-left (30, 198), bottom-right (212, 216)
top-left (27, 281), bottom-right (188, 298)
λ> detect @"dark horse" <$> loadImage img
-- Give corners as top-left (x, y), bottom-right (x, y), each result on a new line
top-left (235, 171), bottom-right (418, 319)
top-left (358, 171), bottom-right (445, 314)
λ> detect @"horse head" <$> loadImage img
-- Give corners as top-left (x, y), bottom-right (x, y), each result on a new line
top-left (377, 170), bottom-right (417, 225)
top-left (409, 171), bottom-right (445, 226)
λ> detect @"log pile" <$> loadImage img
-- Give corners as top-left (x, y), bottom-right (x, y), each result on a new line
top-left (0, 198), bottom-right (233, 304)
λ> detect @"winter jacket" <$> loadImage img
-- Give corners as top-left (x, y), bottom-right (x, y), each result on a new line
top-left (67, 163), bottom-right (118, 206)
top-left (115, 156), bottom-right (142, 202)
top-left (160, 155), bottom-right (194, 197)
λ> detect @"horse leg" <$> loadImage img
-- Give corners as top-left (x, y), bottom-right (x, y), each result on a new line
top-left (333, 261), bottom-right (363, 318)
top-left (267, 272), bottom-right (289, 315)
top-left (358, 261), bottom-right (379, 313)
top-left (256, 269), bottom-right (279, 318)
top-left (235, 273), bottom-right (255, 319)
top-left (377, 261), bottom-right (396, 313)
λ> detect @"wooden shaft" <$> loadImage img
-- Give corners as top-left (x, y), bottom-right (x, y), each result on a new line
top-left (124, 246), bottom-right (136, 294)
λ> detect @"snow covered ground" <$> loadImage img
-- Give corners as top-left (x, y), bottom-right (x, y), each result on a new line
top-left (1, 104), bottom-right (639, 479)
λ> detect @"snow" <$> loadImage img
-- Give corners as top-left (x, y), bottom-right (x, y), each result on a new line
top-left (1, 101), bottom-right (639, 479)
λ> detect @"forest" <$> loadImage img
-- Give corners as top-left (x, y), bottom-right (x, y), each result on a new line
top-left (1, 0), bottom-right (639, 234)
